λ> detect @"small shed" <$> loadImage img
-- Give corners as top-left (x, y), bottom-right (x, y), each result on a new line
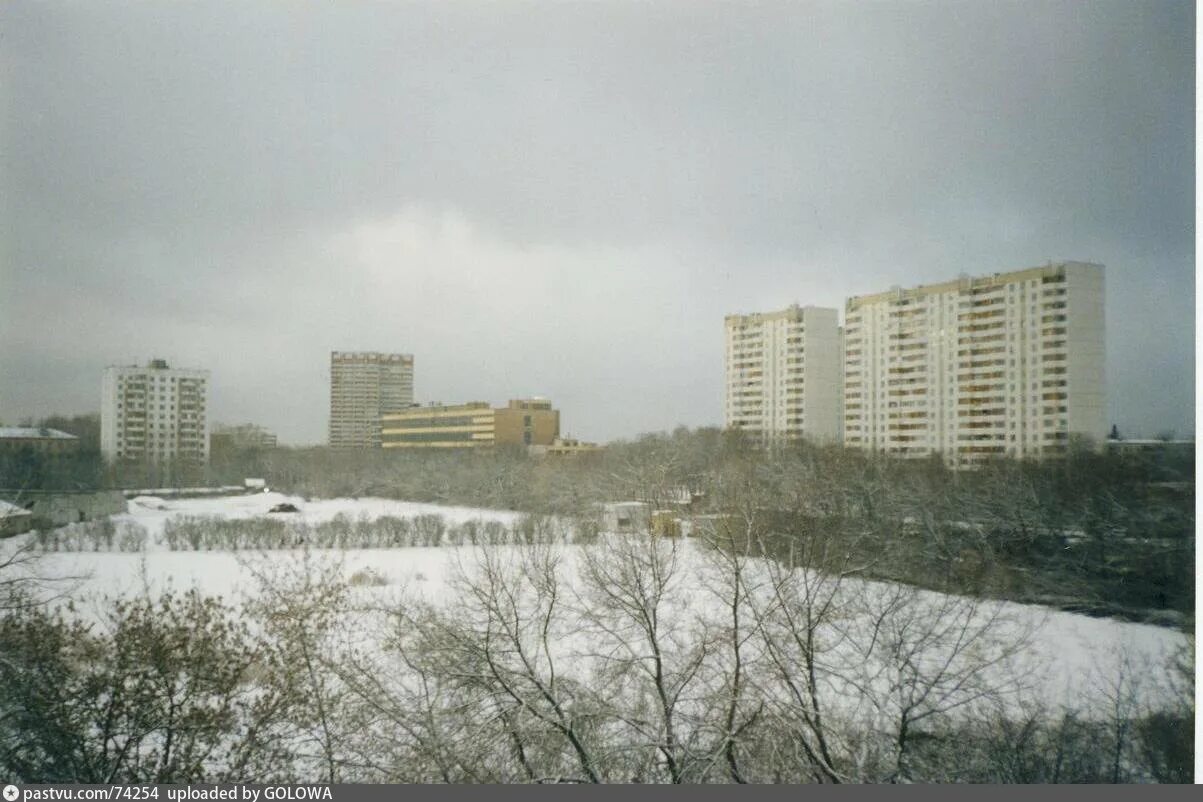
top-left (0, 500), bottom-right (34, 538)
top-left (601, 501), bottom-right (651, 533)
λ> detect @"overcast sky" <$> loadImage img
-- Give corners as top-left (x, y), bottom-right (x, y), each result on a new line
top-left (1, 1), bottom-right (1194, 444)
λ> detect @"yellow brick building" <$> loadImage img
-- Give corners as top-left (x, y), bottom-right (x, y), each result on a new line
top-left (380, 399), bottom-right (560, 449)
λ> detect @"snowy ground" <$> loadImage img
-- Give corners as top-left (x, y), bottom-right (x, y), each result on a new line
top-left (8, 492), bottom-right (1190, 718)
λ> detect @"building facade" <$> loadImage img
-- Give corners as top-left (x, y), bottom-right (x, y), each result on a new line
top-left (101, 360), bottom-right (210, 467)
top-left (329, 351), bottom-right (414, 448)
top-left (724, 305), bottom-right (842, 444)
top-left (843, 262), bottom-right (1105, 464)
top-left (381, 398), bottom-right (560, 449)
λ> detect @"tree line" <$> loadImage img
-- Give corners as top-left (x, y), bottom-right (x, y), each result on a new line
top-left (235, 428), bottom-right (1194, 622)
top-left (4, 422), bottom-right (1194, 621)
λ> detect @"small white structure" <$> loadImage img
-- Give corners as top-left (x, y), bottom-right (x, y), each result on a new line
top-left (244, 478), bottom-right (267, 490)
top-left (0, 500), bottom-right (33, 537)
top-left (601, 501), bottom-right (651, 533)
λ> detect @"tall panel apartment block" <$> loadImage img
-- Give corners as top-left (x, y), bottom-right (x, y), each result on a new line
top-left (329, 351), bottom-right (415, 448)
top-left (843, 262), bottom-right (1105, 464)
top-left (724, 305), bottom-right (842, 444)
top-left (101, 359), bottom-right (210, 466)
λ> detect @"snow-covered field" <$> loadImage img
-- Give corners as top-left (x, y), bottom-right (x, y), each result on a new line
top-left (16, 491), bottom-right (523, 601)
top-left (126, 490), bottom-right (526, 533)
top-left (9, 492), bottom-right (1189, 717)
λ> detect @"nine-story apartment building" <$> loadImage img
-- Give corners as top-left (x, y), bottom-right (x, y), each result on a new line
top-left (101, 359), bottom-right (210, 467)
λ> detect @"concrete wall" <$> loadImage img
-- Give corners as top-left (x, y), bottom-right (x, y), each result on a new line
top-left (801, 306), bottom-right (843, 443)
top-left (1065, 262), bottom-right (1107, 445)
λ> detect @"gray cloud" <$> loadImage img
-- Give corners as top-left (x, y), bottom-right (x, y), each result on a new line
top-left (1, 0), bottom-right (1193, 443)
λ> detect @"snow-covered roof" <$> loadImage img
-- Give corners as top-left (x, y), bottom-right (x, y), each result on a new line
top-left (0, 427), bottom-right (78, 440)
top-left (0, 499), bottom-right (32, 517)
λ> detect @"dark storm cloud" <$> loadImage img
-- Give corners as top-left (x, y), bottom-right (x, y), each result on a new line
top-left (1, 1), bottom-right (1193, 443)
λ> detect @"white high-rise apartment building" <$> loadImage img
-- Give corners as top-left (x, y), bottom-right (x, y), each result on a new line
top-left (329, 351), bottom-right (415, 448)
top-left (101, 359), bottom-right (210, 466)
top-left (724, 305), bottom-right (842, 444)
top-left (843, 262), bottom-right (1105, 464)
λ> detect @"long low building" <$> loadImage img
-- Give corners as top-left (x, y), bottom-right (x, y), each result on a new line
top-left (0, 427), bottom-right (80, 455)
top-left (381, 399), bottom-right (560, 449)
top-left (530, 436), bottom-right (604, 457)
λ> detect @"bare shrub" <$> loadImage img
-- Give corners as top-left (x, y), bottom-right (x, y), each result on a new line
top-left (116, 521), bottom-right (148, 552)
top-left (348, 567), bottom-right (389, 587)
top-left (412, 514), bottom-right (446, 547)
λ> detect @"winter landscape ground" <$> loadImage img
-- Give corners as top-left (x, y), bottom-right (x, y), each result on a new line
top-left (2, 490), bottom-right (1192, 783)
top-left (19, 492), bottom-right (1186, 713)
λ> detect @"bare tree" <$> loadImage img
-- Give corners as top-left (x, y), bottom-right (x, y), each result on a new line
top-left (838, 583), bottom-right (1033, 782)
top-left (386, 544), bottom-right (610, 782)
top-left (243, 551), bottom-right (355, 783)
top-left (576, 533), bottom-right (712, 782)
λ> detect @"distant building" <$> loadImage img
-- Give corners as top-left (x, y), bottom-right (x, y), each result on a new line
top-left (0, 427), bottom-right (80, 456)
top-left (0, 427), bottom-right (91, 491)
top-left (530, 436), bottom-right (604, 457)
top-left (101, 359), bottom-right (210, 467)
top-left (210, 423), bottom-right (278, 454)
top-left (843, 262), bottom-right (1105, 464)
top-left (380, 398), bottom-right (560, 449)
top-left (329, 351), bottom-right (414, 448)
top-left (724, 304), bottom-right (843, 444)
top-left (1104, 438), bottom-right (1193, 458)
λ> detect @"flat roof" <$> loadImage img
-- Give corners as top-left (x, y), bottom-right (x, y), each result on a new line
top-left (0, 427), bottom-right (78, 440)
